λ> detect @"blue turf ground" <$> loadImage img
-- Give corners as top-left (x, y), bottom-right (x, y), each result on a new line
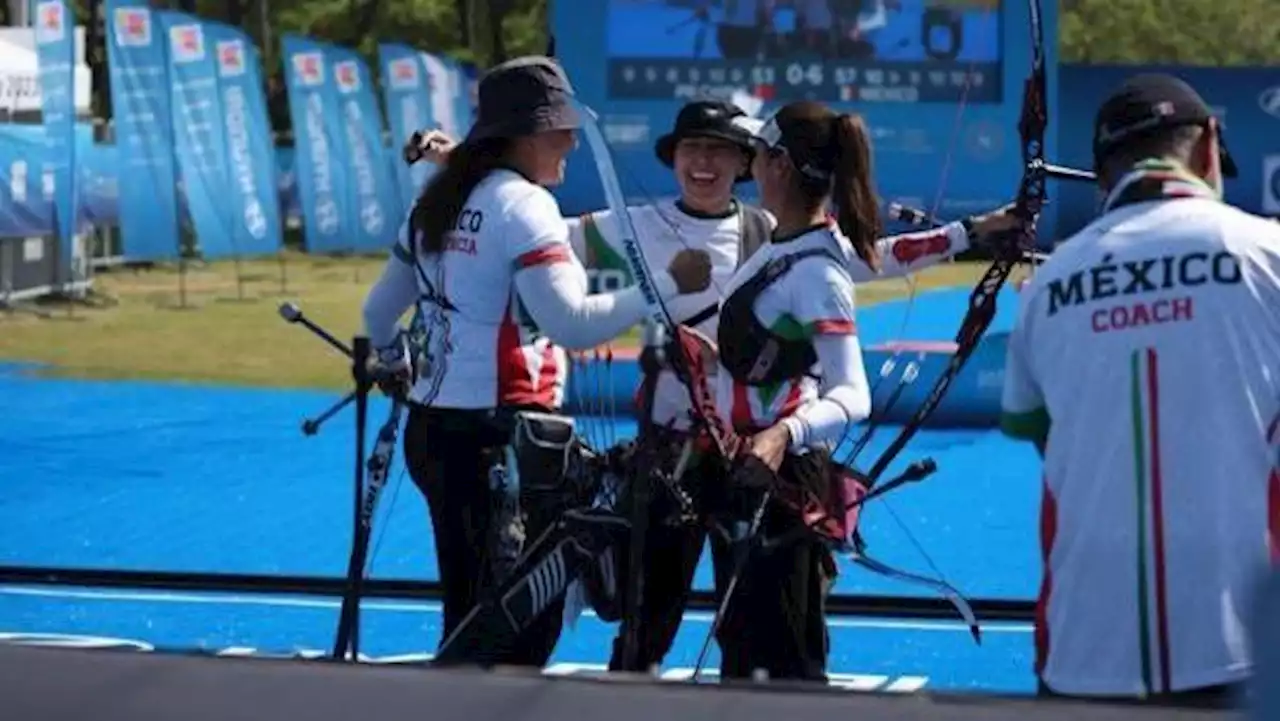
top-left (0, 288), bottom-right (1043, 694)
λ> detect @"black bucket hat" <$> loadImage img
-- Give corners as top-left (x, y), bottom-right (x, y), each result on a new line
top-left (465, 56), bottom-right (580, 143)
top-left (654, 100), bottom-right (757, 183)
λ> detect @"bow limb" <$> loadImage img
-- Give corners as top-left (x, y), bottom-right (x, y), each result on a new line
top-left (588, 129), bottom-right (731, 303)
top-left (851, 554), bottom-right (981, 643)
top-left (574, 99), bottom-right (677, 336)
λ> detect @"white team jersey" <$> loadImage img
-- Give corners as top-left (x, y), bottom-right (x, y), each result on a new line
top-left (715, 220), bottom-right (969, 433)
top-left (570, 200), bottom-right (743, 430)
top-left (714, 224), bottom-right (859, 431)
top-left (1002, 195), bottom-right (1280, 695)
top-left (399, 169), bottom-right (570, 409)
top-left (571, 207), bottom-right (968, 430)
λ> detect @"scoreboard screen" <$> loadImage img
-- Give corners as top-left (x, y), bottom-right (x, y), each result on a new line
top-left (605, 0), bottom-right (1004, 104)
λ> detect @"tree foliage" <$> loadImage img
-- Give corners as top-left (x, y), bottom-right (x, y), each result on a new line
top-left (1059, 0), bottom-right (1280, 66)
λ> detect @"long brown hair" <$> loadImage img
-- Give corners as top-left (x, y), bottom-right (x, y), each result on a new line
top-left (829, 113), bottom-right (882, 272)
top-left (774, 102), bottom-right (883, 272)
top-left (410, 138), bottom-right (511, 254)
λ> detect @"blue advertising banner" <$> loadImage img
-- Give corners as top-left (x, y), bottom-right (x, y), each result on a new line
top-left (31, 0), bottom-right (76, 284)
top-left (458, 61), bottom-right (478, 129)
top-left (275, 146), bottom-right (301, 223)
top-left (0, 126), bottom-right (50, 237)
top-left (421, 53), bottom-right (461, 139)
top-left (444, 56), bottom-right (473, 135)
top-left (1056, 64), bottom-right (1280, 239)
top-left (378, 43), bottom-right (435, 209)
top-left (79, 132), bottom-right (118, 227)
top-left (158, 12), bottom-right (236, 258)
top-left (0, 125), bottom-right (114, 239)
top-left (281, 34), bottom-right (351, 253)
top-left (104, 0), bottom-right (181, 261)
top-left (207, 21), bottom-right (283, 257)
top-left (550, 0), bottom-right (1059, 240)
top-left (326, 46), bottom-right (400, 248)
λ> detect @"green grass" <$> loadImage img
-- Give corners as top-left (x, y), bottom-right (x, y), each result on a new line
top-left (0, 253), bottom-right (1000, 392)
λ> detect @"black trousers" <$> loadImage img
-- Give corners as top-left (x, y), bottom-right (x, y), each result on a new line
top-left (711, 450), bottom-right (835, 683)
top-left (606, 453), bottom-right (712, 673)
top-left (402, 402), bottom-right (565, 668)
top-left (607, 444), bottom-right (834, 682)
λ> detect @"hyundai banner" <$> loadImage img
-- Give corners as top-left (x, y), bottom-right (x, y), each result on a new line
top-left (420, 53), bottom-right (460, 139)
top-left (0, 126), bottom-right (50, 237)
top-left (275, 146), bottom-right (301, 223)
top-left (0, 125), bottom-right (116, 238)
top-left (77, 130), bottom-right (118, 227)
top-left (158, 12), bottom-right (237, 258)
top-left (104, 0), bottom-right (181, 261)
top-left (31, 0), bottom-right (77, 284)
top-left (377, 43), bottom-right (434, 211)
top-left (281, 34), bottom-right (351, 253)
top-left (458, 61), bottom-right (478, 131)
top-left (448, 57), bottom-right (474, 135)
top-left (207, 21), bottom-right (282, 256)
top-left (326, 45), bottom-right (399, 248)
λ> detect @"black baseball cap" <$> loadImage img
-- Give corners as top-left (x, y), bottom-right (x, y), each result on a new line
top-left (465, 56), bottom-right (579, 143)
top-left (1092, 73), bottom-right (1237, 177)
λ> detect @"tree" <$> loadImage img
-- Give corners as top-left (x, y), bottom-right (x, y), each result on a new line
top-left (486, 0), bottom-right (510, 63)
top-left (455, 0), bottom-right (470, 48)
top-left (1059, 0), bottom-right (1280, 65)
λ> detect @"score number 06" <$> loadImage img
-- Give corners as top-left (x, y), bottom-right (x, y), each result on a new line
top-left (782, 63), bottom-right (825, 86)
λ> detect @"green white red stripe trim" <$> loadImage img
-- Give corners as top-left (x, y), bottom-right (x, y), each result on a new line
top-left (1129, 347), bottom-right (1171, 694)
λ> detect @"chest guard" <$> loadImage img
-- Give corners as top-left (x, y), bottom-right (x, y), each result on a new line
top-left (717, 247), bottom-right (840, 387)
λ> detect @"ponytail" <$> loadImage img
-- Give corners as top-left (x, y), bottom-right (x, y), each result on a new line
top-left (411, 138), bottom-right (510, 254)
top-left (830, 114), bottom-right (883, 273)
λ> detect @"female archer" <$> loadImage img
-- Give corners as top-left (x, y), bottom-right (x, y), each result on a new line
top-left (705, 100), bottom-right (1018, 680)
top-left (407, 100), bottom-right (772, 672)
top-left (406, 95), bottom-right (1013, 677)
top-left (361, 56), bottom-right (712, 669)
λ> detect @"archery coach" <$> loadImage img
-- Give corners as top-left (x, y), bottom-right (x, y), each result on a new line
top-left (1000, 73), bottom-right (1280, 708)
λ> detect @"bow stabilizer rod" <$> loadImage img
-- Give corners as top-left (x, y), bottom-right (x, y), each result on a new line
top-left (278, 302), bottom-right (354, 358)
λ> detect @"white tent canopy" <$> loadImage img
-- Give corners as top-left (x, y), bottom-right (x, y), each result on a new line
top-left (0, 26), bottom-right (92, 114)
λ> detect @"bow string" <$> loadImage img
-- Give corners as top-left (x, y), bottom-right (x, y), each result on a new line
top-left (862, 0), bottom-right (1048, 487)
top-left (809, 0), bottom-right (1049, 642)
